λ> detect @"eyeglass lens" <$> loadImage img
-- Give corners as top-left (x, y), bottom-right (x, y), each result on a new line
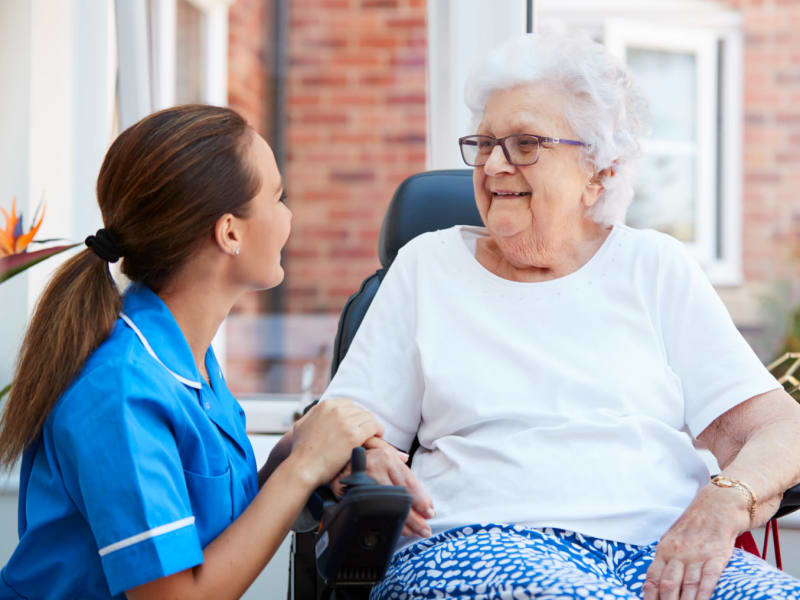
top-left (460, 135), bottom-right (540, 166)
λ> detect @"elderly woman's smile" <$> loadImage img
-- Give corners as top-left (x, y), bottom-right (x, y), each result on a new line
top-left (490, 189), bottom-right (531, 198)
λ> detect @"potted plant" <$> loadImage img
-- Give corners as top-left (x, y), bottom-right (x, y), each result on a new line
top-left (0, 196), bottom-right (78, 399)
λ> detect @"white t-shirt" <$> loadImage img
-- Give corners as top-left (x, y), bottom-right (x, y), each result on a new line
top-left (322, 224), bottom-right (779, 547)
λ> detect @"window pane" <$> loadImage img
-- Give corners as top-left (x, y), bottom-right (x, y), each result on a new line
top-left (626, 48), bottom-right (696, 142)
top-left (628, 154), bottom-right (696, 242)
top-left (225, 1), bottom-right (427, 396)
top-left (226, 314), bottom-right (339, 396)
top-left (176, 0), bottom-right (205, 104)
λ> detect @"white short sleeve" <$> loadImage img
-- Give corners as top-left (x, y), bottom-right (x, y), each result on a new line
top-left (321, 246), bottom-right (424, 451)
top-left (656, 236), bottom-right (779, 437)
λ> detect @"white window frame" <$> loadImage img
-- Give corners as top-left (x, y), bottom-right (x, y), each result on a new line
top-left (144, 0), bottom-right (233, 365)
top-left (149, 0), bottom-right (232, 110)
top-left (605, 21), bottom-right (719, 265)
top-left (149, 0), bottom-right (177, 110)
top-left (537, 0), bottom-right (744, 286)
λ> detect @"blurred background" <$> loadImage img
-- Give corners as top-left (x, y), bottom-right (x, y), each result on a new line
top-left (3, 0), bottom-right (800, 404)
top-left (1, 0), bottom-right (800, 595)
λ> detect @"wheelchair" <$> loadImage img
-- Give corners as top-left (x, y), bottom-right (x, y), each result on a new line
top-left (288, 169), bottom-right (800, 600)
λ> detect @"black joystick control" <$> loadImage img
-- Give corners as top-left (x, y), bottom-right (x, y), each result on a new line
top-left (340, 447), bottom-right (376, 490)
top-left (315, 446), bottom-right (413, 587)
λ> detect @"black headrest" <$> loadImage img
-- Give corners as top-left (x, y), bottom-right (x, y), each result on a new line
top-left (378, 169), bottom-right (483, 268)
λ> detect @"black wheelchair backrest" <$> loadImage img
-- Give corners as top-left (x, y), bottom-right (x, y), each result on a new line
top-left (331, 169), bottom-right (482, 378)
top-left (378, 169), bottom-right (481, 268)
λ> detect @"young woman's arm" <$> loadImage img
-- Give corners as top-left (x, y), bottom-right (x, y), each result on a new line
top-left (126, 399), bottom-right (382, 600)
top-left (259, 430), bottom-right (292, 489)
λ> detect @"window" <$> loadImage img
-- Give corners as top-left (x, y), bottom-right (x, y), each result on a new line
top-left (141, 0), bottom-right (231, 362)
top-left (175, 0), bottom-right (206, 104)
top-left (220, 0), bottom-right (430, 428)
top-left (146, 0), bottom-right (230, 110)
top-left (538, 0), bottom-right (744, 284)
top-left (606, 22), bottom-right (718, 262)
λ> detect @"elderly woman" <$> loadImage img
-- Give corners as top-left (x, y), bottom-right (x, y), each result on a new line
top-left (268, 33), bottom-right (800, 600)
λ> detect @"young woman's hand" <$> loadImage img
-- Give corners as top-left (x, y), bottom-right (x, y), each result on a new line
top-left (330, 436), bottom-right (435, 538)
top-left (289, 398), bottom-right (384, 488)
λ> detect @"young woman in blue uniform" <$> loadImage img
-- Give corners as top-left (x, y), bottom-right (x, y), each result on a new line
top-left (0, 105), bottom-right (384, 599)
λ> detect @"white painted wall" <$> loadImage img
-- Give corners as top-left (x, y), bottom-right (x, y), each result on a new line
top-left (0, 0), bottom-right (114, 386)
top-left (25, 0), bottom-right (77, 310)
top-left (71, 0), bottom-right (116, 239)
top-left (0, 0), bottom-right (33, 388)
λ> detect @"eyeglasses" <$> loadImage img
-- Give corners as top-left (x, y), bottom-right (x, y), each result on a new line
top-left (458, 134), bottom-right (587, 167)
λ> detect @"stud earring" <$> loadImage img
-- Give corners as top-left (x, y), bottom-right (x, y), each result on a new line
top-left (234, 247), bottom-right (240, 256)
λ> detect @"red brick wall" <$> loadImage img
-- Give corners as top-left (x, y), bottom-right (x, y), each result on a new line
top-left (726, 0), bottom-right (800, 284)
top-left (226, 0), bottom-right (426, 392)
top-left (227, 0), bottom-right (271, 392)
top-left (228, 0), bottom-right (800, 309)
top-left (228, 0), bottom-right (270, 138)
top-left (228, 0), bottom-right (427, 316)
top-left (283, 0), bottom-right (427, 313)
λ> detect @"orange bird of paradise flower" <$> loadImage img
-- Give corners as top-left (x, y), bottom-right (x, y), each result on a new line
top-left (0, 197), bottom-right (45, 258)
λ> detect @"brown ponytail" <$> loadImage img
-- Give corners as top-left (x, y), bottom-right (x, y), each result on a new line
top-left (0, 105), bottom-right (260, 468)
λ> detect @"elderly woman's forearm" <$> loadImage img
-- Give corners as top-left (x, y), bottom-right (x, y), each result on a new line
top-left (717, 419), bottom-right (800, 527)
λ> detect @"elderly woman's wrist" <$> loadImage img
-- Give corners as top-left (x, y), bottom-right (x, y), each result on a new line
top-left (704, 481), bottom-right (754, 531)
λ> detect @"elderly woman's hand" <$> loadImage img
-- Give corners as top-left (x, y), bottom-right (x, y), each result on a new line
top-left (643, 484), bottom-right (753, 600)
top-left (330, 436), bottom-right (435, 538)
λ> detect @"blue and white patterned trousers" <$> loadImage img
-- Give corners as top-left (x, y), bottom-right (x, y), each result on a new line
top-left (371, 524), bottom-right (800, 599)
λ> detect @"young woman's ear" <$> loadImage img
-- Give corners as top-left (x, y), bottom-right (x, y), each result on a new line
top-left (214, 214), bottom-right (242, 257)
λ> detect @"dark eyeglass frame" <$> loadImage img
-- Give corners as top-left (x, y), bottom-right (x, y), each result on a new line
top-left (458, 133), bottom-right (587, 167)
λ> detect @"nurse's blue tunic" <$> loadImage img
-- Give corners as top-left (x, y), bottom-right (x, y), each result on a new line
top-left (0, 284), bottom-right (258, 598)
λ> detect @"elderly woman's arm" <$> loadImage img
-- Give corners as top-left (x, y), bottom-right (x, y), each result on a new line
top-left (699, 388), bottom-right (800, 521)
top-left (644, 388), bottom-right (800, 600)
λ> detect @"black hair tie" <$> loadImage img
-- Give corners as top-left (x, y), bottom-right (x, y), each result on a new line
top-left (85, 228), bottom-right (123, 263)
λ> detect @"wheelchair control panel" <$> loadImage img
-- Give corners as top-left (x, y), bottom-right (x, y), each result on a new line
top-left (315, 447), bottom-right (413, 587)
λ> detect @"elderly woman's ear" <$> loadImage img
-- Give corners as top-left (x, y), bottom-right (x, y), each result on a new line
top-left (582, 165), bottom-right (616, 208)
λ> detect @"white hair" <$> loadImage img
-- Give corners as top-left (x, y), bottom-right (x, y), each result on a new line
top-left (464, 32), bottom-right (647, 225)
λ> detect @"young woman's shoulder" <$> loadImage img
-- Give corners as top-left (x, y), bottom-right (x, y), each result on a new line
top-left (49, 318), bottom-right (189, 437)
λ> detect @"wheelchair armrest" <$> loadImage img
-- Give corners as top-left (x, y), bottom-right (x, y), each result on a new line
top-left (290, 487), bottom-right (341, 600)
top-left (292, 485), bottom-right (338, 534)
top-left (774, 483), bottom-right (800, 519)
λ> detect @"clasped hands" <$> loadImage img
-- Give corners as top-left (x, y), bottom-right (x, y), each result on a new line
top-left (329, 436), bottom-right (435, 538)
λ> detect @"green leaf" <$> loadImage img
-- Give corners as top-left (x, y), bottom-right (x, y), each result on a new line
top-left (0, 383), bottom-right (9, 401)
top-left (0, 243), bottom-right (80, 284)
